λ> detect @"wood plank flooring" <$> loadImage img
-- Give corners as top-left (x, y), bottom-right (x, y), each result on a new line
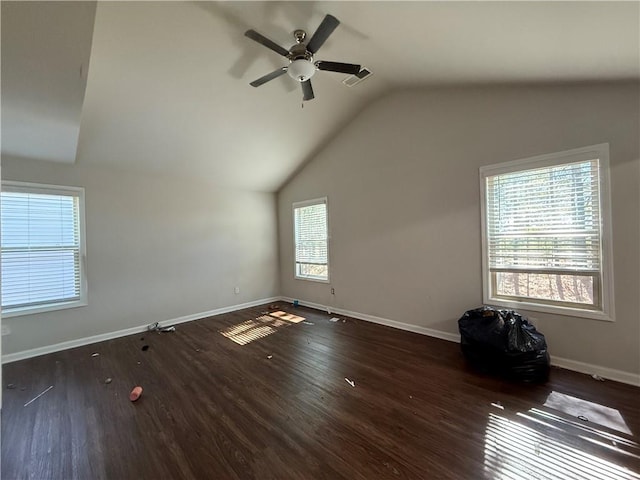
top-left (2, 304), bottom-right (639, 479)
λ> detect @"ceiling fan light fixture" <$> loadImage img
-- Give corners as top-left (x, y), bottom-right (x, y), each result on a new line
top-left (287, 59), bottom-right (316, 82)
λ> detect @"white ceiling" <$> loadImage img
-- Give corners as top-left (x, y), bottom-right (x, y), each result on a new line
top-left (2, 1), bottom-right (639, 192)
top-left (1, 1), bottom-right (96, 163)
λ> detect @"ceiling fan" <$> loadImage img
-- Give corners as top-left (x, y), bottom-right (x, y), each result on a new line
top-left (245, 14), bottom-right (361, 101)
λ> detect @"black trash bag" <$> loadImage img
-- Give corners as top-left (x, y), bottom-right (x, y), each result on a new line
top-left (459, 306), bottom-right (508, 351)
top-left (502, 349), bottom-right (550, 383)
top-left (458, 306), bottom-right (550, 383)
top-left (504, 310), bottom-right (546, 353)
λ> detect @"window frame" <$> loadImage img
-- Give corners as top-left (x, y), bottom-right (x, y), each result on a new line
top-left (292, 197), bottom-right (330, 283)
top-left (1, 181), bottom-right (88, 318)
top-left (479, 144), bottom-right (614, 321)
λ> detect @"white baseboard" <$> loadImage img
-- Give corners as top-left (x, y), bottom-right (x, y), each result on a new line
top-left (1, 297), bottom-right (280, 364)
top-left (549, 356), bottom-right (640, 387)
top-left (281, 296), bottom-right (460, 343)
top-left (282, 296), bottom-right (640, 387)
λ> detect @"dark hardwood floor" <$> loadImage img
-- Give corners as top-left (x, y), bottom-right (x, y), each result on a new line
top-left (2, 304), bottom-right (639, 479)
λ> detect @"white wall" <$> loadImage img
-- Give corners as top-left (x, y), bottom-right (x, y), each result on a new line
top-left (1, 157), bottom-right (279, 356)
top-left (278, 82), bottom-right (640, 377)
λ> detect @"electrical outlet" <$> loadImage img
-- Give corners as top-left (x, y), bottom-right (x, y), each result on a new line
top-left (331, 288), bottom-right (335, 295)
top-left (1, 324), bottom-right (11, 336)
top-left (234, 286), bottom-right (240, 294)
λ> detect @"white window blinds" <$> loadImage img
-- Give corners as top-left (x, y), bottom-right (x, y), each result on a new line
top-left (480, 143), bottom-right (615, 320)
top-left (486, 159), bottom-right (601, 274)
top-left (294, 199), bottom-right (328, 281)
top-left (1, 183), bottom-right (86, 314)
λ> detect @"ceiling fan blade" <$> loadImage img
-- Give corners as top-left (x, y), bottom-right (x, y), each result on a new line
top-left (301, 79), bottom-right (314, 101)
top-left (316, 61), bottom-right (361, 75)
top-left (245, 29), bottom-right (289, 57)
top-left (249, 67), bottom-right (288, 87)
top-left (306, 14), bottom-right (340, 54)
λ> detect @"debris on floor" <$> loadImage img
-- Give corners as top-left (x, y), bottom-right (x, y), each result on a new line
top-left (330, 318), bottom-right (340, 322)
top-left (148, 322), bottom-right (175, 333)
top-left (141, 345), bottom-right (149, 351)
top-left (129, 386), bottom-right (143, 402)
top-left (268, 304), bottom-right (279, 310)
top-left (267, 355), bottom-right (273, 359)
top-left (344, 378), bottom-right (355, 387)
top-left (6, 383), bottom-right (16, 389)
top-left (383, 461), bottom-right (400, 476)
top-left (91, 352), bottom-right (100, 357)
top-left (491, 401), bottom-right (504, 409)
top-left (105, 378), bottom-right (112, 384)
top-left (592, 374), bottom-right (605, 381)
top-left (302, 321), bottom-right (314, 325)
top-left (24, 385), bottom-right (53, 407)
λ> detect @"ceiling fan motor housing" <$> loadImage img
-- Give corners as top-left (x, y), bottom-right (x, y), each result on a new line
top-left (287, 42), bottom-right (316, 82)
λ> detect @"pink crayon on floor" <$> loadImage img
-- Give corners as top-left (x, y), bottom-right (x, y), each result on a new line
top-left (129, 386), bottom-right (143, 402)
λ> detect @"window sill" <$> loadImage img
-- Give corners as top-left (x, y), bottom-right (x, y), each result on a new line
top-left (295, 275), bottom-right (330, 284)
top-left (484, 296), bottom-right (614, 322)
top-left (2, 299), bottom-right (88, 318)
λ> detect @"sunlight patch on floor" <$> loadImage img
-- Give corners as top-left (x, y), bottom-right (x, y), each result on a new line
top-left (219, 311), bottom-right (306, 345)
top-left (484, 410), bottom-right (640, 480)
top-left (543, 391), bottom-right (632, 435)
top-left (519, 408), bottom-right (639, 455)
top-left (268, 311), bottom-right (305, 323)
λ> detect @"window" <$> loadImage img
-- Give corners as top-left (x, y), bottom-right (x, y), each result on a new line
top-left (480, 144), bottom-right (613, 321)
top-left (1, 182), bottom-right (87, 317)
top-left (293, 198), bottom-right (329, 282)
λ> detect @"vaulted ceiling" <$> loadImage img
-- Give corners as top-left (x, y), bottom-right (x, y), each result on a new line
top-left (2, 1), bottom-right (639, 192)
